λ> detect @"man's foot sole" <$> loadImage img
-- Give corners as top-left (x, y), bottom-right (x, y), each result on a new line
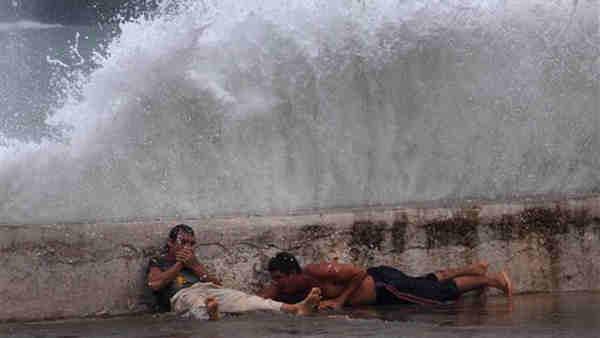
top-left (205, 297), bottom-right (220, 321)
top-left (499, 271), bottom-right (513, 297)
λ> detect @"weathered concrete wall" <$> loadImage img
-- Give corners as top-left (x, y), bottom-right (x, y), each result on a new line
top-left (2, 195), bottom-right (600, 322)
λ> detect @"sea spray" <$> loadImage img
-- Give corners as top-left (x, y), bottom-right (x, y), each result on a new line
top-left (0, 0), bottom-right (598, 224)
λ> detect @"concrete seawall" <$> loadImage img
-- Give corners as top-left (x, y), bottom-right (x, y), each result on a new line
top-left (2, 194), bottom-right (600, 322)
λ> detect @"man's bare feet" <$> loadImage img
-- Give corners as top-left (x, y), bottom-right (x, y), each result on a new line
top-left (205, 297), bottom-right (220, 321)
top-left (295, 288), bottom-right (322, 315)
top-left (498, 271), bottom-right (513, 297)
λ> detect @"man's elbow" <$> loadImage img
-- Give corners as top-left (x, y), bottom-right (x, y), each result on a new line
top-left (147, 279), bottom-right (163, 291)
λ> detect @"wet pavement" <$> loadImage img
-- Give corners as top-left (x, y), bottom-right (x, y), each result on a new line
top-left (2, 292), bottom-right (600, 338)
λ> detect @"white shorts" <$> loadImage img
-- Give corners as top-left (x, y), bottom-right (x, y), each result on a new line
top-left (170, 282), bottom-right (284, 320)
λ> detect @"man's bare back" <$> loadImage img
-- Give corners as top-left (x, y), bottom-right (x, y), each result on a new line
top-left (301, 262), bottom-right (377, 307)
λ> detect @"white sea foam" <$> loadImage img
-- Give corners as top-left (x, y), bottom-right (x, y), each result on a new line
top-left (0, 0), bottom-right (598, 224)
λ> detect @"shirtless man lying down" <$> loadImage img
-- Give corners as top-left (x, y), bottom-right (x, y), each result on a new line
top-left (259, 252), bottom-right (512, 310)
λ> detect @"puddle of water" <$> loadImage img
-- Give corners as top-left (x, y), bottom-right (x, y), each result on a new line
top-left (2, 292), bottom-right (599, 338)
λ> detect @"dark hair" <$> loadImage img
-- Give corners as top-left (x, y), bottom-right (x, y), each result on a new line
top-left (168, 224), bottom-right (195, 241)
top-left (162, 224), bottom-right (195, 253)
top-left (268, 252), bottom-right (301, 274)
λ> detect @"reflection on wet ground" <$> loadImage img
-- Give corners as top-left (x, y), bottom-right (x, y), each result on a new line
top-left (2, 292), bottom-right (600, 338)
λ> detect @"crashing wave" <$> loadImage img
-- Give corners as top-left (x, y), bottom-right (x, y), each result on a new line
top-left (0, 0), bottom-right (598, 224)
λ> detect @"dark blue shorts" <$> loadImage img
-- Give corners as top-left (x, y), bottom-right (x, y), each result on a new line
top-left (367, 266), bottom-right (461, 305)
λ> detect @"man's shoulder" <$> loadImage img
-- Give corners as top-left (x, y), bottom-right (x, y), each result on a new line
top-left (302, 262), bottom-right (330, 278)
top-left (304, 261), bottom-right (336, 272)
top-left (304, 261), bottom-right (360, 278)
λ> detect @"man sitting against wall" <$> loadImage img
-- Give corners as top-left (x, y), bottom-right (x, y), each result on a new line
top-left (259, 252), bottom-right (512, 311)
top-left (147, 224), bottom-right (321, 320)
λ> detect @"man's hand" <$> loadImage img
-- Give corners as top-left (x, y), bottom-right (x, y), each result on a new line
top-left (175, 247), bottom-right (199, 268)
top-left (318, 299), bottom-right (343, 311)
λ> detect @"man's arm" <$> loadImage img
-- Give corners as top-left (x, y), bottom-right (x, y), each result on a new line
top-left (304, 262), bottom-right (367, 310)
top-left (147, 262), bottom-right (184, 291)
top-left (178, 247), bottom-right (222, 285)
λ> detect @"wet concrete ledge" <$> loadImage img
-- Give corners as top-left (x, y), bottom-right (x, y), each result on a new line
top-left (2, 194), bottom-right (600, 322)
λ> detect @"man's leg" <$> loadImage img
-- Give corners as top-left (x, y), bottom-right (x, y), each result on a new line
top-left (453, 271), bottom-right (512, 297)
top-left (204, 293), bottom-right (321, 321)
top-left (433, 261), bottom-right (489, 282)
top-left (208, 287), bottom-right (321, 315)
top-left (171, 283), bottom-right (321, 320)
